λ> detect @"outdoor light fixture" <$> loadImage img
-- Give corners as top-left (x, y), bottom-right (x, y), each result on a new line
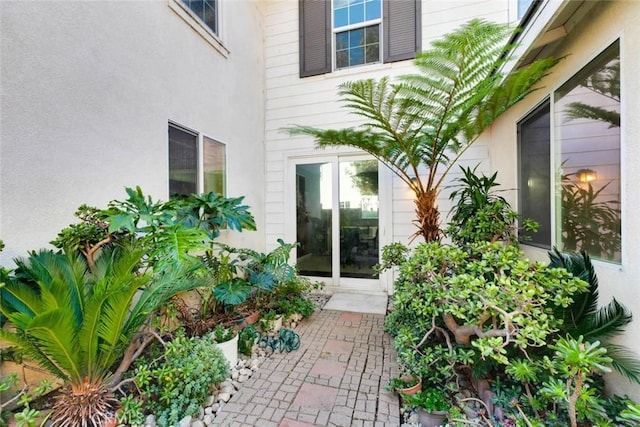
top-left (576, 168), bottom-right (597, 183)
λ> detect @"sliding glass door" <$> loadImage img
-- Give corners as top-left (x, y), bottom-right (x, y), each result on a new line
top-left (294, 156), bottom-right (380, 289)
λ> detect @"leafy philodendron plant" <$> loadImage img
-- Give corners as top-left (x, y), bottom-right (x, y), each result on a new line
top-left (288, 19), bottom-right (558, 242)
top-left (51, 186), bottom-right (257, 270)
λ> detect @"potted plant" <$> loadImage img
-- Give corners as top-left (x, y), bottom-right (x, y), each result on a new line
top-left (403, 388), bottom-right (450, 427)
top-left (210, 325), bottom-right (239, 367)
top-left (388, 375), bottom-right (422, 396)
top-left (258, 310), bottom-right (283, 333)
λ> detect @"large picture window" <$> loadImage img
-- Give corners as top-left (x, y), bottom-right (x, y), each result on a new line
top-left (168, 123), bottom-right (226, 197)
top-left (518, 40), bottom-right (621, 263)
top-left (555, 41), bottom-right (621, 262)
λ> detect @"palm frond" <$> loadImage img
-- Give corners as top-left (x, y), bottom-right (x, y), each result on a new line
top-left (602, 343), bottom-right (640, 384)
top-left (579, 298), bottom-right (632, 341)
top-left (0, 329), bottom-right (69, 381)
top-left (27, 310), bottom-right (82, 383)
top-left (548, 249), bottom-right (598, 334)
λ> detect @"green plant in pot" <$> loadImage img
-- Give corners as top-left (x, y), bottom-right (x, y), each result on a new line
top-left (403, 387), bottom-right (450, 427)
top-left (387, 376), bottom-right (422, 396)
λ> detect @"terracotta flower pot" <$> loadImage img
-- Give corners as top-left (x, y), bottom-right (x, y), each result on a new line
top-left (238, 310), bottom-right (260, 327)
top-left (396, 376), bottom-right (422, 396)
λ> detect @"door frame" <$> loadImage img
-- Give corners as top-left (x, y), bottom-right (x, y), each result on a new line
top-left (285, 150), bottom-right (393, 294)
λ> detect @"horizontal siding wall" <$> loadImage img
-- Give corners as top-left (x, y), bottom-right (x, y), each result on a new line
top-left (264, 0), bottom-right (515, 251)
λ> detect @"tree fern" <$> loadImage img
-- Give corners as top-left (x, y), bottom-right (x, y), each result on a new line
top-left (288, 19), bottom-right (559, 241)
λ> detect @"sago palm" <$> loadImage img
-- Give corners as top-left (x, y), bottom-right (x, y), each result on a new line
top-left (549, 249), bottom-right (640, 384)
top-left (0, 245), bottom-right (204, 426)
top-left (289, 19), bottom-right (558, 241)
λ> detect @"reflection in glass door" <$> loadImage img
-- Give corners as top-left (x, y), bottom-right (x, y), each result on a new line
top-left (295, 159), bottom-right (379, 280)
top-left (296, 163), bottom-right (332, 277)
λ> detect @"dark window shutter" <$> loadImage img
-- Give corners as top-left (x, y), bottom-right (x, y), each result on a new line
top-left (299, 0), bottom-right (331, 78)
top-left (383, 0), bottom-right (421, 63)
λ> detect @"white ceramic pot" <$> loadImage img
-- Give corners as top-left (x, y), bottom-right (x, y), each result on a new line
top-left (215, 333), bottom-right (239, 368)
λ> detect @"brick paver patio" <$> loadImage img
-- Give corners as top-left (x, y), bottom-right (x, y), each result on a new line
top-left (212, 309), bottom-right (401, 426)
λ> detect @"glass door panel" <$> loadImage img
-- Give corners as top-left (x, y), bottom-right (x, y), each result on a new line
top-left (339, 159), bottom-right (378, 279)
top-left (296, 163), bottom-right (332, 277)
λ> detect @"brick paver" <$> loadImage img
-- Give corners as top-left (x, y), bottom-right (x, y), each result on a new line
top-left (212, 308), bottom-right (401, 426)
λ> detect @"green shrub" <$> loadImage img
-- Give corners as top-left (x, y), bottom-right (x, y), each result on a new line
top-left (134, 335), bottom-right (229, 426)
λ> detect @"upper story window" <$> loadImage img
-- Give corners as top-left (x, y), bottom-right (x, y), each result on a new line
top-left (517, 0), bottom-right (534, 19)
top-left (333, 0), bottom-right (381, 69)
top-left (169, 123), bottom-right (226, 197)
top-left (299, 0), bottom-right (421, 77)
top-left (517, 40), bottom-right (621, 263)
top-left (181, 0), bottom-right (218, 36)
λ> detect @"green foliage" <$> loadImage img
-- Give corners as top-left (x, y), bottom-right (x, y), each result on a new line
top-left (212, 240), bottom-right (298, 307)
top-left (446, 166), bottom-right (538, 245)
top-left (383, 241), bottom-right (588, 389)
top-left (0, 375), bottom-right (53, 427)
top-left (549, 249), bottom-right (640, 383)
top-left (560, 176), bottom-right (621, 261)
top-left (210, 325), bottom-right (235, 343)
top-left (117, 395), bottom-right (145, 426)
top-left (52, 187), bottom-right (256, 270)
top-left (134, 335), bottom-right (229, 426)
top-left (170, 192), bottom-right (257, 239)
top-left (402, 388), bottom-right (450, 413)
top-left (288, 19), bottom-right (558, 241)
top-left (540, 336), bottom-right (612, 426)
top-left (238, 326), bottom-right (259, 356)
top-left (0, 246), bottom-right (204, 396)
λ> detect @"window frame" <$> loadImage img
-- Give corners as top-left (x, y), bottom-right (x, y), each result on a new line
top-left (331, 0), bottom-right (383, 71)
top-left (517, 99), bottom-right (552, 249)
top-left (168, 122), bottom-right (227, 197)
top-left (298, 0), bottom-right (420, 78)
top-left (169, 0), bottom-right (229, 57)
top-left (517, 39), bottom-right (622, 264)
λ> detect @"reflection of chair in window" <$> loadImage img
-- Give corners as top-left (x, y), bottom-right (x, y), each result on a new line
top-left (340, 227), bottom-right (360, 266)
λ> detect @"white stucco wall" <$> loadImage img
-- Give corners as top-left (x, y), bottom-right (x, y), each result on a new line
top-left (0, 0), bottom-right (266, 264)
top-left (263, 0), bottom-right (518, 292)
top-left (487, 0), bottom-right (640, 399)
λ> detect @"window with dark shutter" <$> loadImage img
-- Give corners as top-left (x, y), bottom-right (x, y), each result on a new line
top-left (298, 0), bottom-right (421, 77)
top-left (299, 0), bottom-right (332, 77)
top-left (383, 0), bottom-right (421, 63)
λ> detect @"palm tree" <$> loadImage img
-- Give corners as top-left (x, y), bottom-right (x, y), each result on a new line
top-left (289, 19), bottom-right (558, 241)
top-left (0, 245), bottom-right (204, 426)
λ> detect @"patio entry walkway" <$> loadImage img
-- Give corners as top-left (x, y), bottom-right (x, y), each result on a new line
top-left (212, 297), bottom-right (401, 426)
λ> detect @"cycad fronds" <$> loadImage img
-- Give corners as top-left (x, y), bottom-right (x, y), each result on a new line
top-left (549, 249), bottom-right (639, 383)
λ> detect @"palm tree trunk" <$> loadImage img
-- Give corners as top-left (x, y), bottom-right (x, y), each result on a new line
top-left (413, 190), bottom-right (441, 242)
